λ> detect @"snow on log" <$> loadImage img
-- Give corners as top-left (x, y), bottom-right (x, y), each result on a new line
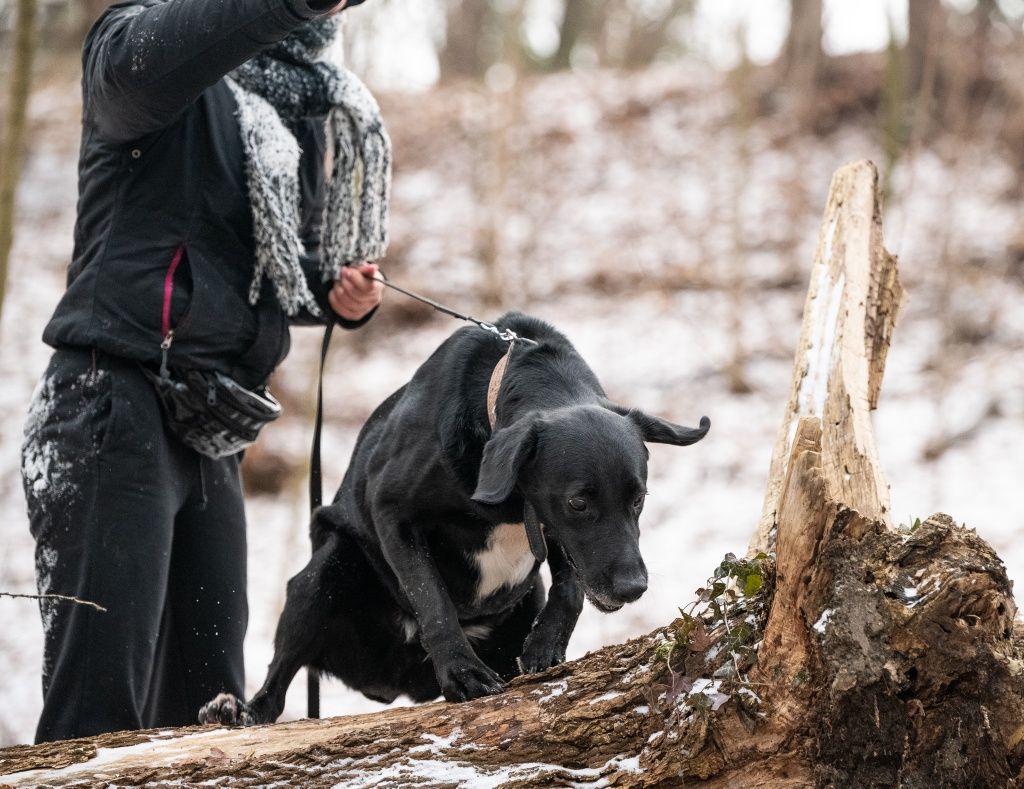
top-left (0, 642), bottom-right (671, 787)
top-left (2, 160), bottom-right (1023, 787)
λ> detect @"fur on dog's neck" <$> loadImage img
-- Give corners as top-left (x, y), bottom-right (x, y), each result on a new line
top-left (471, 313), bottom-right (608, 445)
top-left (489, 347), bottom-right (606, 430)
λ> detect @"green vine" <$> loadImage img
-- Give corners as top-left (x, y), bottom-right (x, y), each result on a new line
top-left (652, 550), bottom-right (774, 721)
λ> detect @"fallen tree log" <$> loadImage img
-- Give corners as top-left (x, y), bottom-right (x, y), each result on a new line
top-left (2, 160), bottom-right (1022, 788)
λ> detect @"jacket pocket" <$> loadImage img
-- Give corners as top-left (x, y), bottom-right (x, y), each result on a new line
top-left (161, 244), bottom-right (193, 340)
top-left (166, 244), bottom-right (258, 370)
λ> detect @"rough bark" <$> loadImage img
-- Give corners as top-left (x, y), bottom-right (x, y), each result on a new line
top-left (752, 160), bottom-right (903, 555)
top-left (3, 638), bottom-right (672, 788)
top-left (3, 161), bottom-right (1022, 787)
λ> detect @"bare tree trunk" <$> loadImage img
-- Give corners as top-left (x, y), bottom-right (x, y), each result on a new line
top-left (724, 36), bottom-right (754, 395)
top-left (4, 162), bottom-right (1023, 788)
top-left (438, 0), bottom-right (496, 82)
top-left (547, 0), bottom-right (591, 71)
top-left (619, 0), bottom-right (690, 70)
top-left (0, 0), bottom-right (38, 329)
top-left (780, 0), bottom-right (824, 130)
top-left (473, 0), bottom-right (525, 308)
top-left (782, 0), bottom-right (823, 88)
top-left (906, 0), bottom-right (941, 98)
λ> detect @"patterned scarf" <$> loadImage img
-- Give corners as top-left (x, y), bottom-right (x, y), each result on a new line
top-left (226, 16), bottom-right (390, 317)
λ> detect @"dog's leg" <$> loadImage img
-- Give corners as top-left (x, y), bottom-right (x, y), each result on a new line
top-left (474, 577), bottom-right (545, 681)
top-left (377, 513), bottom-right (504, 702)
top-left (199, 534), bottom-right (341, 726)
top-left (518, 540), bottom-right (584, 674)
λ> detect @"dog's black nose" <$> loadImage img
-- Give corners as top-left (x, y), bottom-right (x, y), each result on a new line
top-left (611, 574), bottom-right (648, 603)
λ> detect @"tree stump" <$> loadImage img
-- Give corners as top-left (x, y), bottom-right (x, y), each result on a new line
top-left (2, 160), bottom-right (1022, 788)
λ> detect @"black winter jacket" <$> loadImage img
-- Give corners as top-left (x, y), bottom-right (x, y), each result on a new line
top-left (43, 0), bottom-right (370, 388)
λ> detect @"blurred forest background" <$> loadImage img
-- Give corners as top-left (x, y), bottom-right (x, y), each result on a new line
top-left (0, 0), bottom-right (1023, 745)
top-left (4, 0), bottom-right (1024, 373)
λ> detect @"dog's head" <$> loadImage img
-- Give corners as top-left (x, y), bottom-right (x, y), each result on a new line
top-left (471, 403), bottom-right (710, 612)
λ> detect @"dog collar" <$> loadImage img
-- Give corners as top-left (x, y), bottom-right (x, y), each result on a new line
top-left (485, 345), bottom-right (547, 563)
top-left (486, 345), bottom-right (514, 430)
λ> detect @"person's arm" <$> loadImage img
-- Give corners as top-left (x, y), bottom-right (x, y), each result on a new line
top-left (83, 0), bottom-right (344, 143)
top-left (290, 251), bottom-right (384, 329)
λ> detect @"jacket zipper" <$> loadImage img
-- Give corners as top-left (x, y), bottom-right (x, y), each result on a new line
top-left (160, 244), bottom-right (185, 378)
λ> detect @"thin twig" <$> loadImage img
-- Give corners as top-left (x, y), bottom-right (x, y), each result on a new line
top-left (0, 591), bottom-right (107, 612)
top-left (719, 592), bottom-right (748, 684)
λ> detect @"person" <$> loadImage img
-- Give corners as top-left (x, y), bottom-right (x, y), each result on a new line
top-left (21, 0), bottom-right (386, 743)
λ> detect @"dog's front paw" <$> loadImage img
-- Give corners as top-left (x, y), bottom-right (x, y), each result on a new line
top-left (198, 692), bottom-right (255, 726)
top-left (436, 657), bottom-right (504, 702)
top-left (518, 630), bottom-right (568, 675)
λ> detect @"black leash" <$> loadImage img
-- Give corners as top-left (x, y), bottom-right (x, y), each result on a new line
top-left (307, 322), bottom-right (333, 720)
top-left (365, 272), bottom-right (537, 346)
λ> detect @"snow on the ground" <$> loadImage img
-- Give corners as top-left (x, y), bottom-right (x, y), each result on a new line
top-left (1, 66), bottom-right (1022, 747)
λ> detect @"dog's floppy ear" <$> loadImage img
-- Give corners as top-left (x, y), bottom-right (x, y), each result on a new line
top-left (634, 413), bottom-right (710, 445)
top-left (471, 418), bottom-right (538, 504)
top-left (605, 402), bottom-right (711, 446)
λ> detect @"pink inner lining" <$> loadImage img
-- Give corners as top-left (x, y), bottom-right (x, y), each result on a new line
top-left (162, 245), bottom-right (184, 337)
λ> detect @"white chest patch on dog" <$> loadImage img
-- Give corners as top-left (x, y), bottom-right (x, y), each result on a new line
top-left (474, 522), bottom-right (535, 602)
top-left (462, 623), bottom-right (493, 642)
top-left (398, 615), bottom-right (418, 644)
top-left (398, 616), bottom-right (492, 644)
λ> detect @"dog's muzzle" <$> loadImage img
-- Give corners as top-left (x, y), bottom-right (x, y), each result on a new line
top-left (563, 551), bottom-right (648, 612)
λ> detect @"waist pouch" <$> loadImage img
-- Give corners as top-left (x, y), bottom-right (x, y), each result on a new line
top-left (142, 366), bottom-right (281, 459)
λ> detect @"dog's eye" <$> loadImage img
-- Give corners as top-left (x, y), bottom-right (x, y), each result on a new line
top-left (568, 497), bottom-right (587, 512)
top-left (633, 493), bottom-right (646, 510)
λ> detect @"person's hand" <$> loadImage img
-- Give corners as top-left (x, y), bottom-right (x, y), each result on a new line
top-left (328, 263), bottom-right (384, 321)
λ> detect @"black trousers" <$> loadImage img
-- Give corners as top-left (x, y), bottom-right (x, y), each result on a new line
top-left (22, 348), bottom-right (248, 743)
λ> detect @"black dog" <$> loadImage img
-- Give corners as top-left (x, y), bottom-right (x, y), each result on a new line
top-left (199, 312), bottom-right (708, 724)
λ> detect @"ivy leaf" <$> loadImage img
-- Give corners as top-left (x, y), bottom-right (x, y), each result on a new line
top-left (669, 672), bottom-right (695, 698)
top-left (687, 619), bottom-right (715, 653)
top-left (744, 572), bottom-right (763, 597)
